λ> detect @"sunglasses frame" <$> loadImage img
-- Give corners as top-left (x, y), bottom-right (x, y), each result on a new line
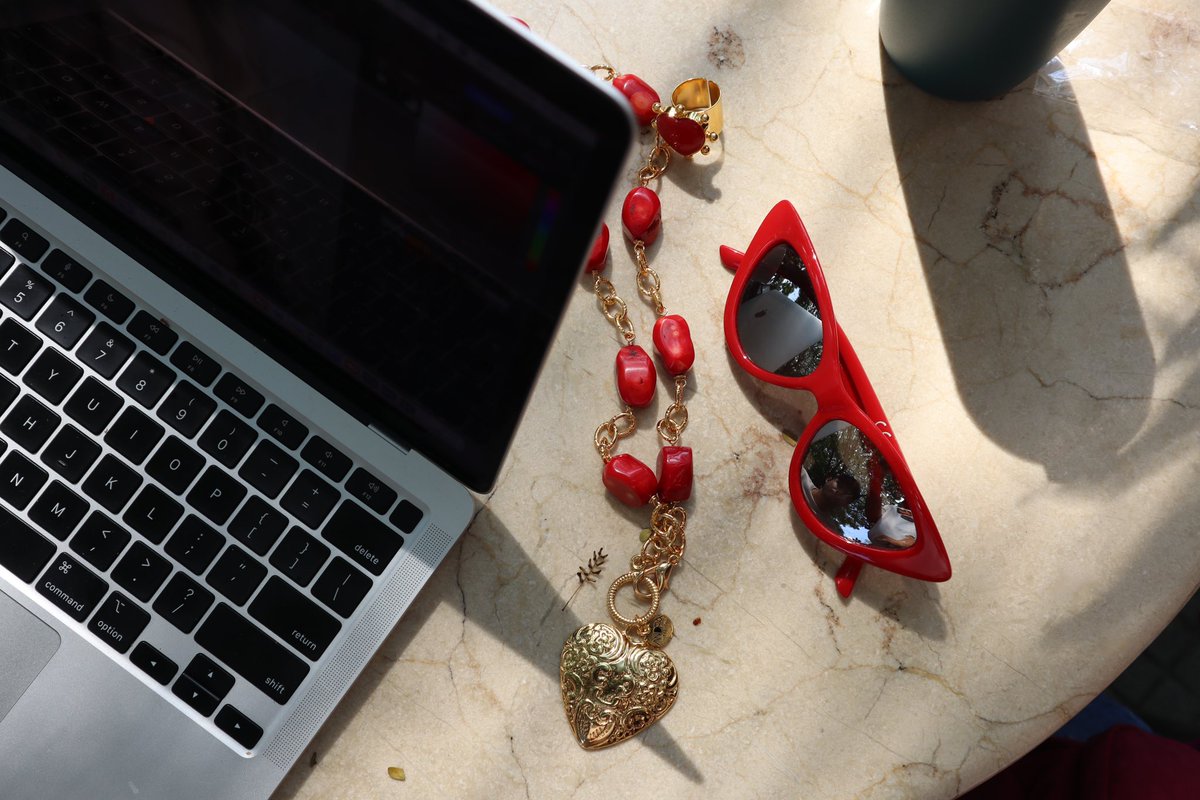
top-left (721, 201), bottom-right (951, 597)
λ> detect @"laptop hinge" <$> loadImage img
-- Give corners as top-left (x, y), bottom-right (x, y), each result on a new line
top-left (368, 424), bottom-right (412, 454)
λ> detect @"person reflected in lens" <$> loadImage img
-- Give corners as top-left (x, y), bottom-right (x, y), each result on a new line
top-left (865, 451), bottom-right (917, 549)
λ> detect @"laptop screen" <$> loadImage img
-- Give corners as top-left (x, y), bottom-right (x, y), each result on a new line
top-left (0, 0), bottom-right (631, 491)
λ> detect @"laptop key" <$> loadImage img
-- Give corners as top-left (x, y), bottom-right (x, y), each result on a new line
top-left (63, 377), bottom-right (122, 433)
top-left (82, 454), bottom-right (142, 513)
top-left (0, 264), bottom-right (55, 319)
top-left (88, 591), bottom-right (149, 654)
top-left (165, 515), bottom-right (225, 574)
top-left (249, 576), bottom-right (340, 661)
top-left (111, 541), bottom-right (171, 602)
top-left (213, 373), bottom-right (264, 418)
top-left (23, 347), bottom-right (83, 404)
top-left (153, 571), bottom-right (214, 633)
top-left (146, 435), bottom-right (205, 494)
top-left (228, 496), bottom-right (287, 556)
top-left (82, 279), bottom-right (134, 324)
top-left (28, 481), bottom-right (88, 540)
top-left (238, 440), bottom-right (297, 499)
top-left (41, 424), bottom-right (101, 482)
top-left (116, 351), bottom-right (175, 407)
top-left (195, 603), bottom-right (310, 704)
top-left (390, 499), bottom-right (425, 534)
top-left (122, 484), bottom-right (183, 545)
top-left (346, 468), bottom-right (397, 515)
top-left (269, 527), bottom-right (329, 587)
top-left (169, 341), bottom-right (221, 386)
top-left (157, 380), bottom-right (215, 438)
top-left (70, 511), bottom-right (133, 572)
top-left (312, 557), bottom-right (372, 619)
top-left (206, 544), bottom-right (266, 605)
top-left (0, 505), bottom-right (56, 582)
top-left (300, 436), bottom-right (351, 483)
top-left (104, 406), bottom-right (165, 464)
top-left (75, 321), bottom-right (134, 378)
top-left (187, 467), bottom-right (247, 525)
top-left (184, 653), bottom-right (235, 699)
top-left (1, 394), bottom-right (61, 453)
top-left (322, 501), bottom-right (403, 576)
top-left (256, 404), bottom-right (307, 450)
top-left (126, 310), bottom-right (179, 355)
top-left (280, 469), bottom-right (339, 529)
top-left (215, 705), bottom-right (263, 750)
top-left (39, 249), bottom-right (92, 293)
top-left (0, 218), bottom-right (50, 262)
top-left (37, 553), bottom-right (107, 622)
top-left (36, 293), bottom-right (94, 350)
top-left (198, 410), bottom-right (255, 467)
top-left (172, 674), bottom-right (219, 717)
top-left (0, 376), bottom-right (18, 414)
top-left (0, 450), bottom-right (48, 509)
top-left (130, 642), bottom-right (178, 685)
top-left (0, 317), bottom-right (42, 374)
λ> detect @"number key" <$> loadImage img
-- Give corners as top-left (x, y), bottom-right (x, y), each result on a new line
top-left (116, 351), bottom-right (175, 407)
top-left (198, 409), bottom-right (255, 467)
top-left (156, 380), bottom-right (216, 438)
top-left (35, 293), bottom-right (94, 348)
top-left (0, 264), bottom-right (54, 320)
top-left (75, 322), bottom-right (134, 379)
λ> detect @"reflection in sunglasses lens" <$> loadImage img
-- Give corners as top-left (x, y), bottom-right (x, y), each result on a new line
top-left (736, 243), bottom-right (823, 376)
top-left (799, 421), bottom-right (916, 550)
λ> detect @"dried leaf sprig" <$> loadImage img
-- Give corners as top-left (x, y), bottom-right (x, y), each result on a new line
top-left (562, 548), bottom-right (608, 610)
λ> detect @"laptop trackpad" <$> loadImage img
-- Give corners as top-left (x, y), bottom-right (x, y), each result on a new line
top-left (0, 589), bottom-right (60, 723)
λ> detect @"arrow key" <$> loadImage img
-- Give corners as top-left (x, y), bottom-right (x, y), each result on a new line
top-left (182, 652), bottom-right (234, 699)
top-left (172, 673), bottom-right (219, 716)
top-left (129, 642), bottom-right (178, 685)
top-left (215, 704), bottom-right (263, 749)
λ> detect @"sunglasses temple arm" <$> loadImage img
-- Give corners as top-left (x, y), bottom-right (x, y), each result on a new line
top-left (835, 556), bottom-right (863, 597)
top-left (719, 245), bottom-right (744, 272)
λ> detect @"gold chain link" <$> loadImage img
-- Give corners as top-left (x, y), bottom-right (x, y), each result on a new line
top-left (593, 274), bottom-right (636, 344)
top-left (656, 375), bottom-right (689, 445)
top-left (593, 408), bottom-right (637, 462)
top-left (632, 242), bottom-right (665, 316)
top-left (636, 137), bottom-right (671, 186)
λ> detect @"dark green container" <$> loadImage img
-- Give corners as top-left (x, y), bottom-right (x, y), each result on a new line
top-left (879, 0), bottom-right (1110, 100)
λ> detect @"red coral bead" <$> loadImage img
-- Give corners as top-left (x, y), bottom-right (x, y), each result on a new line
top-left (656, 446), bottom-right (693, 503)
top-left (621, 187), bottom-right (661, 246)
top-left (603, 454), bottom-right (658, 507)
top-left (615, 345), bottom-right (656, 408)
top-left (611, 73), bottom-right (660, 127)
top-left (656, 113), bottom-right (707, 157)
top-left (585, 223), bottom-right (609, 273)
top-left (652, 314), bottom-right (694, 375)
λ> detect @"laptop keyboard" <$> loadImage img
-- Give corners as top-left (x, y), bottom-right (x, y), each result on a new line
top-left (0, 205), bottom-right (427, 751)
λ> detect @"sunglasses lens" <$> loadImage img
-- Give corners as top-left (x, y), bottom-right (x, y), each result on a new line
top-left (735, 243), bottom-right (823, 376)
top-left (799, 421), bottom-right (916, 550)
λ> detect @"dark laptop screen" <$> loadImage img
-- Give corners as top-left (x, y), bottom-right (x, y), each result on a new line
top-left (0, 0), bottom-right (630, 491)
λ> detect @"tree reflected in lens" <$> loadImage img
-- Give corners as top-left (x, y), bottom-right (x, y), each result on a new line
top-left (799, 421), bottom-right (916, 549)
top-left (736, 243), bottom-right (823, 377)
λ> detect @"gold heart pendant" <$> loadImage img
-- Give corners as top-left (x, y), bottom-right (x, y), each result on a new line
top-left (559, 622), bottom-right (678, 749)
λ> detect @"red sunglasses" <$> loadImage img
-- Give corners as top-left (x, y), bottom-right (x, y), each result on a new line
top-left (720, 201), bottom-right (951, 597)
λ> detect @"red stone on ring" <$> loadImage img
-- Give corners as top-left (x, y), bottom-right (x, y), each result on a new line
top-left (615, 345), bottom-right (656, 408)
top-left (656, 446), bottom-right (693, 503)
top-left (621, 186), bottom-right (661, 246)
top-left (603, 454), bottom-right (658, 507)
top-left (585, 223), bottom-right (609, 273)
top-left (652, 314), bottom-right (695, 375)
top-left (656, 113), bottom-right (707, 157)
top-left (611, 73), bottom-right (660, 128)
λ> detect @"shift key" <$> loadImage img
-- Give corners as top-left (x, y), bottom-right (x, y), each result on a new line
top-left (195, 604), bottom-right (309, 704)
top-left (321, 500), bottom-right (402, 576)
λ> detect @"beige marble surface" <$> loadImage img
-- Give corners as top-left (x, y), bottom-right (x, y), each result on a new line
top-left (275, 1), bottom-right (1200, 797)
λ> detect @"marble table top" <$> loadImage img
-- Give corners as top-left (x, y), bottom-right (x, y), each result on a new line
top-left (276, 0), bottom-right (1200, 797)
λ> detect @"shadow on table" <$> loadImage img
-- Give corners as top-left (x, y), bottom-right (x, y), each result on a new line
top-left (273, 508), bottom-right (702, 799)
top-left (880, 43), bottom-right (1200, 643)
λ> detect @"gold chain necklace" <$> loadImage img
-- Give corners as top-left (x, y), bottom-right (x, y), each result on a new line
top-left (559, 68), bottom-right (722, 750)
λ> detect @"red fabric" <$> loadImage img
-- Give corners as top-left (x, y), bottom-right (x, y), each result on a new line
top-left (961, 727), bottom-right (1200, 800)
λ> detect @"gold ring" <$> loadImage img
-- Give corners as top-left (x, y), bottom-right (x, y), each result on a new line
top-left (607, 572), bottom-right (660, 629)
top-left (671, 78), bottom-right (722, 138)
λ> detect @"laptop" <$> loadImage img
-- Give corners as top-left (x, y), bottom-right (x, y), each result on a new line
top-left (0, 1), bottom-right (632, 797)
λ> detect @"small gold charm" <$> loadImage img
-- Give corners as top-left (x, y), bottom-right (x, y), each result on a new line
top-left (643, 614), bottom-right (674, 648)
top-left (560, 623), bottom-right (679, 750)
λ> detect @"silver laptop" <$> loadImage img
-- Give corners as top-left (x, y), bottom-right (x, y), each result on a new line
top-left (0, 1), bottom-right (632, 797)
